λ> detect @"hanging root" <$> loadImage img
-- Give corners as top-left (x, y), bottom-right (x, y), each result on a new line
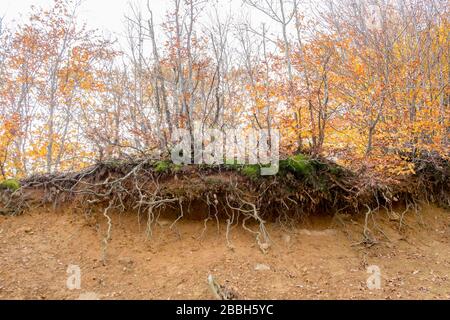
top-left (169, 199), bottom-right (184, 239)
top-left (102, 200), bottom-right (114, 265)
top-left (352, 205), bottom-right (377, 248)
top-left (225, 192), bottom-right (270, 253)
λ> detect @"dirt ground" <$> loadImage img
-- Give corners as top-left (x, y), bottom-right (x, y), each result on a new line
top-left (0, 204), bottom-right (449, 300)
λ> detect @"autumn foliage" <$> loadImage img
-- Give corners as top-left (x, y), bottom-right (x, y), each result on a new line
top-left (0, 0), bottom-right (448, 181)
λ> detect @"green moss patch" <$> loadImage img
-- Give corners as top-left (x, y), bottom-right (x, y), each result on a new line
top-left (280, 154), bottom-right (314, 176)
top-left (0, 179), bottom-right (21, 192)
top-left (241, 165), bottom-right (261, 179)
top-left (155, 161), bottom-right (172, 173)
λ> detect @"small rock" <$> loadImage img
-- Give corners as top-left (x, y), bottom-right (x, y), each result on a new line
top-left (78, 292), bottom-right (100, 300)
top-left (282, 234), bottom-right (292, 244)
top-left (118, 257), bottom-right (134, 267)
top-left (255, 264), bottom-right (271, 271)
top-left (158, 219), bottom-right (171, 227)
top-left (298, 229), bottom-right (337, 237)
top-left (17, 227), bottom-right (33, 234)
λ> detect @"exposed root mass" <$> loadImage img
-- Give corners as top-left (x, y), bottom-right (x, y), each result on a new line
top-left (1, 153), bottom-right (448, 255)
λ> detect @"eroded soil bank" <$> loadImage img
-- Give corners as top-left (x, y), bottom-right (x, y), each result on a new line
top-left (0, 204), bottom-right (448, 300)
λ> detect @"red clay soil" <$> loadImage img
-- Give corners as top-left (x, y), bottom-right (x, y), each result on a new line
top-left (0, 205), bottom-right (449, 300)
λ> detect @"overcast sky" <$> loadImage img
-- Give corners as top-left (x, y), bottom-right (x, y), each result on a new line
top-left (1, 0), bottom-right (312, 51)
top-left (2, 0), bottom-right (169, 35)
top-left (2, 0), bottom-right (254, 35)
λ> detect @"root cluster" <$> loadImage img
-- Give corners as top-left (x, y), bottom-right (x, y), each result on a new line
top-left (0, 153), bottom-right (448, 259)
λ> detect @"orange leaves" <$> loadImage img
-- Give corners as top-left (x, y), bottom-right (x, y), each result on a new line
top-left (0, 0), bottom-right (447, 179)
top-left (0, 0), bottom-right (120, 175)
top-left (280, 3), bottom-right (448, 175)
top-left (353, 61), bottom-right (365, 77)
top-left (348, 151), bottom-right (418, 177)
top-left (0, 114), bottom-right (21, 142)
top-left (0, 113), bottom-right (22, 177)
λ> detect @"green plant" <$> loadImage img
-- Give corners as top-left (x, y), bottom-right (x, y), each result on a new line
top-left (172, 164), bottom-right (184, 172)
top-left (241, 165), bottom-right (260, 179)
top-left (329, 166), bottom-right (344, 176)
top-left (0, 179), bottom-right (20, 192)
top-left (283, 154), bottom-right (314, 176)
top-left (155, 161), bottom-right (171, 173)
top-left (224, 159), bottom-right (241, 171)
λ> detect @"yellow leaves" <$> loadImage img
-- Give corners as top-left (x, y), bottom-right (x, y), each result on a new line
top-left (0, 0), bottom-right (447, 180)
top-left (353, 62), bottom-right (365, 77)
top-left (80, 77), bottom-right (94, 91)
top-left (0, 114), bottom-right (21, 149)
top-left (255, 98), bottom-right (266, 111)
top-left (387, 162), bottom-right (416, 176)
top-left (0, 114), bottom-right (22, 177)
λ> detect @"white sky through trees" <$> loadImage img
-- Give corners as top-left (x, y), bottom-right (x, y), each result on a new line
top-left (2, 0), bottom-right (418, 46)
top-left (2, 0), bottom-right (270, 39)
top-left (0, 0), bottom-right (447, 175)
top-left (3, 0), bottom-right (171, 35)
top-left (2, 0), bottom-right (301, 56)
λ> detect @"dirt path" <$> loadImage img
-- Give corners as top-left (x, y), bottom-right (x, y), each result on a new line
top-left (0, 205), bottom-right (449, 300)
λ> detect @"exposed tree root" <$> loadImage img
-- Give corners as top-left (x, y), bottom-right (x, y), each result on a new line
top-left (0, 153), bottom-right (448, 260)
